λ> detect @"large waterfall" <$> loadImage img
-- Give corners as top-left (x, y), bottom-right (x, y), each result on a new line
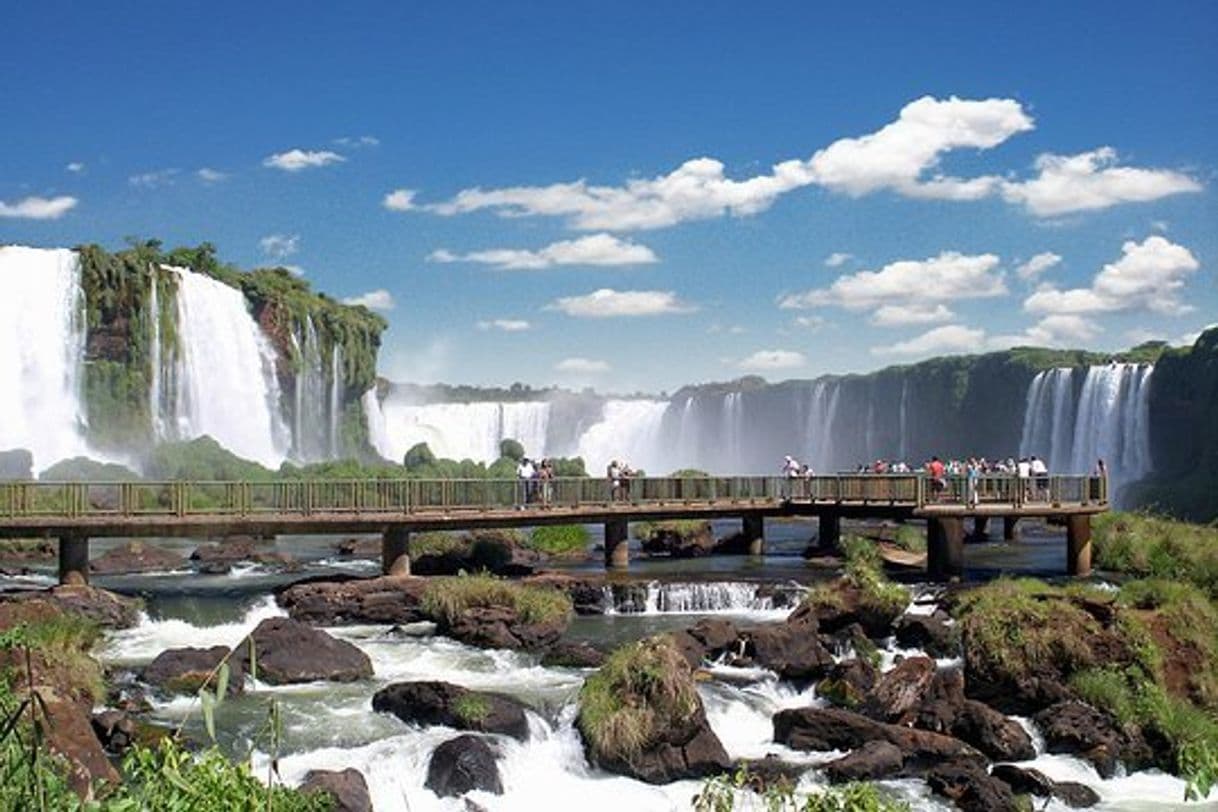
top-left (288, 316), bottom-right (345, 462)
top-left (1019, 363), bottom-right (1154, 501)
top-left (574, 400), bottom-right (669, 473)
top-left (367, 399), bottom-right (553, 463)
top-left (0, 247), bottom-right (92, 470)
top-left (167, 267), bottom-right (290, 468)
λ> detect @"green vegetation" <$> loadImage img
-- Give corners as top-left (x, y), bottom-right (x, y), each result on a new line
top-left (452, 692), bottom-right (492, 725)
top-left (892, 524), bottom-right (926, 554)
top-left (0, 609), bottom-right (105, 704)
top-left (693, 767), bottom-right (911, 812)
top-left (670, 468), bottom-right (710, 478)
top-left (577, 636), bottom-right (699, 762)
top-left (38, 457), bottom-right (141, 482)
top-left (633, 519), bottom-right (710, 541)
top-left (145, 436), bottom-right (274, 481)
top-left (527, 525), bottom-right (591, 556)
top-left (1093, 512), bottom-right (1218, 598)
top-left (499, 439), bottom-right (525, 461)
top-left (420, 573), bottom-right (573, 626)
top-left (806, 536), bottom-right (910, 621)
top-left (407, 531), bottom-right (466, 558)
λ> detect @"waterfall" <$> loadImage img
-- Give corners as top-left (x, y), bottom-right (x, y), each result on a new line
top-left (0, 246), bottom-right (91, 470)
top-left (1019, 368), bottom-right (1077, 468)
top-left (148, 268), bottom-right (164, 437)
top-left (329, 344), bottom-right (344, 457)
top-left (575, 399), bottom-right (669, 474)
top-left (362, 389), bottom-right (392, 460)
top-left (803, 380), bottom-right (841, 473)
top-left (371, 399), bottom-right (552, 463)
top-left (290, 316), bottom-right (330, 462)
top-left (168, 266), bottom-right (290, 468)
top-left (898, 379), bottom-right (910, 463)
top-left (721, 392), bottom-right (744, 468)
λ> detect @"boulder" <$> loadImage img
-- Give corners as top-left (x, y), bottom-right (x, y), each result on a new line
top-left (803, 579), bottom-right (904, 638)
top-left (336, 537), bottom-right (381, 558)
top-left (443, 605), bottom-right (567, 651)
top-left (541, 641), bottom-right (606, 669)
top-left (276, 575), bottom-right (429, 625)
top-left (991, 764), bottom-right (1100, 808)
top-left (667, 629), bottom-right (708, 670)
top-left (686, 618), bottom-right (741, 657)
top-left (1033, 700), bottom-right (1153, 778)
top-left (425, 735), bottom-right (503, 797)
top-left (300, 768), bottom-right (374, 812)
top-left (141, 646), bottom-right (241, 695)
top-left (743, 613), bottom-right (833, 681)
top-left (23, 584), bottom-right (141, 629)
top-left (638, 522), bottom-right (717, 557)
top-left (822, 740), bottom-right (905, 782)
top-left (89, 541), bottom-right (187, 575)
top-left (192, 538), bottom-right (295, 574)
top-left (913, 669), bottom-right (1035, 762)
top-left (894, 612), bottom-right (957, 658)
top-left (230, 618), bottom-right (372, 685)
top-left (413, 533), bottom-right (541, 577)
top-left (815, 658), bottom-right (878, 709)
top-left (524, 573), bottom-right (607, 615)
top-left (43, 698), bottom-right (121, 796)
top-left (371, 681), bottom-right (530, 741)
top-left (862, 655), bottom-right (936, 723)
top-left (91, 710), bottom-right (167, 757)
top-left (926, 760), bottom-right (1021, 812)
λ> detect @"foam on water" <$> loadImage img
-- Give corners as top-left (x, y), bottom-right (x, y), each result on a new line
top-left (101, 595), bottom-right (285, 665)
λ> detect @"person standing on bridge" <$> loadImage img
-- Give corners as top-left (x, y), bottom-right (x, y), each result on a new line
top-left (517, 457), bottom-right (536, 509)
top-left (607, 460), bottom-right (621, 501)
top-left (782, 455), bottom-right (801, 499)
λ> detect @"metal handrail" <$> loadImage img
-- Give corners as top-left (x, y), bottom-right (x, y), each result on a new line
top-left (0, 474), bottom-right (1106, 520)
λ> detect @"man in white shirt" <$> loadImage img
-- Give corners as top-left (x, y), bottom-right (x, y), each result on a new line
top-left (1030, 456), bottom-right (1049, 501)
top-left (517, 457), bottom-right (535, 508)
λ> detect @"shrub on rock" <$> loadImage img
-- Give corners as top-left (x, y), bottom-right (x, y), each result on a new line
top-left (421, 573), bottom-right (572, 650)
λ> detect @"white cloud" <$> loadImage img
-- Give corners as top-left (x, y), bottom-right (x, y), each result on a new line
top-left (824, 252), bottom-right (853, 267)
top-left (476, 319), bottom-right (531, 332)
top-left (65, 162), bottom-right (85, 173)
top-left (129, 169), bottom-right (179, 188)
top-left (1178, 324), bottom-right (1217, 346)
top-left (991, 314), bottom-right (1102, 348)
top-left (547, 289), bottom-right (696, 318)
top-left (382, 189), bottom-right (418, 211)
top-left (1002, 148), bottom-right (1200, 217)
top-left (428, 233), bottom-right (657, 270)
top-left (342, 289), bottom-right (395, 311)
top-left (792, 315), bottom-right (825, 330)
top-left (259, 233), bottom-right (300, 259)
top-left (0, 195), bottom-right (78, 219)
top-left (869, 303), bottom-right (956, 327)
top-left (737, 349), bottom-right (806, 370)
top-left (334, 135), bottom-right (379, 147)
top-left (263, 149), bottom-right (345, 172)
top-left (197, 167), bottom-right (228, 184)
top-left (873, 324), bottom-right (987, 356)
top-left (555, 357), bottom-right (610, 373)
top-left (281, 265), bottom-right (305, 277)
top-left (1024, 236), bottom-right (1199, 316)
top-left (779, 251), bottom-right (1006, 319)
top-left (1015, 252), bottom-right (1062, 281)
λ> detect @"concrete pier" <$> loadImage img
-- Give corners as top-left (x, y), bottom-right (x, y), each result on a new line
top-left (382, 527), bottom-right (411, 576)
top-left (970, 516), bottom-right (990, 541)
top-left (58, 535), bottom-right (89, 585)
top-left (927, 517), bottom-right (964, 581)
top-left (818, 512), bottom-right (841, 552)
top-left (742, 515), bottom-right (765, 556)
top-left (1003, 516), bottom-right (1020, 541)
top-left (605, 519), bottom-right (630, 569)
top-left (1066, 515), bottom-right (1092, 577)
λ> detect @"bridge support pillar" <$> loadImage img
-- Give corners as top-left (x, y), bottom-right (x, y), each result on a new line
top-left (1003, 516), bottom-right (1020, 541)
top-left (382, 527), bottom-right (411, 576)
top-left (742, 515), bottom-right (764, 556)
top-left (58, 535), bottom-right (89, 585)
top-left (927, 517), bottom-right (964, 581)
top-left (1067, 515), bottom-right (1092, 577)
top-left (604, 520), bottom-right (629, 569)
top-left (817, 513), bottom-right (841, 553)
top-left (969, 516), bottom-right (990, 541)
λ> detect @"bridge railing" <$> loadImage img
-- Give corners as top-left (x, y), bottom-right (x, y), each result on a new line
top-left (0, 473), bottom-right (1105, 520)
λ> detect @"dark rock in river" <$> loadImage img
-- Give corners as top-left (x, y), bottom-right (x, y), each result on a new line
top-left (230, 618), bottom-right (372, 684)
top-left (191, 537), bottom-right (296, 574)
top-left (141, 645), bottom-right (241, 695)
top-left (44, 697), bottom-right (121, 795)
top-left (1033, 700), bottom-right (1155, 778)
top-left (541, 641), bottom-right (606, 669)
top-left (926, 759), bottom-right (1021, 812)
top-left (413, 531), bottom-right (542, 577)
top-left (524, 573), bottom-right (606, 615)
top-left (277, 575), bottom-right (429, 625)
top-left (862, 655), bottom-right (936, 723)
top-left (372, 680), bottom-right (530, 741)
top-left (442, 604), bottom-right (567, 651)
top-left (6, 584), bottom-right (142, 628)
top-left (425, 735), bottom-right (503, 797)
top-left (913, 668), bottom-right (1036, 762)
top-left (990, 764), bottom-right (1101, 808)
top-left (336, 537), bottom-right (381, 558)
top-left (815, 658), bottom-right (878, 709)
top-left (894, 611), bottom-right (957, 658)
top-left (742, 609), bottom-right (833, 681)
top-left (638, 521), bottom-right (717, 557)
top-left (91, 710), bottom-right (167, 757)
top-left (90, 540), bottom-right (187, 575)
top-left (300, 768), bottom-right (374, 812)
top-left (822, 740), bottom-right (905, 782)
top-left (804, 578), bottom-right (903, 638)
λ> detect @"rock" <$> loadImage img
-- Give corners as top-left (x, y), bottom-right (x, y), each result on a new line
top-left (443, 605), bottom-right (567, 651)
top-left (0, 538), bottom-right (56, 563)
top-left (803, 579), bottom-right (904, 638)
top-left (1033, 700), bottom-right (1152, 778)
top-left (277, 575), bottom-right (429, 625)
top-left (336, 537), bottom-right (381, 558)
top-left (372, 681), bottom-right (530, 741)
top-left (524, 573), bottom-right (607, 615)
top-left (300, 768), bottom-right (373, 812)
top-left (862, 655), bottom-right (936, 723)
top-left (743, 616), bottom-right (833, 681)
top-left (425, 735), bottom-right (503, 797)
top-left (822, 740), bottom-right (905, 782)
top-left (638, 521), bottom-right (717, 558)
top-left (926, 760), bottom-right (1021, 812)
top-left (913, 669), bottom-right (1035, 762)
top-left (686, 618), bottom-right (741, 656)
top-left (141, 646), bottom-right (241, 695)
top-left (541, 641), bottom-right (606, 668)
top-left (667, 630), bottom-right (708, 670)
top-left (894, 612), bottom-right (957, 658)
top-left (44, 698), bottom-right (121, 796)
top-left (91, 710), bottom-right (137, 755)
top-left (414, 532), bottom-right (541, 577)
top-left (230, 618), bottom-right (372, 685)
top-left (89, 541), bottom-right (188, 575)
top-left (773, 707), bottom-right (984, 772)
top-left (991, 764), bottom-right (1100, 808)
top-left (816, 658), bottom-right (878, 709)
top-left (14, 584), bottom-right (141, 629)
top-left (191, 538), bottom-right (295, 574)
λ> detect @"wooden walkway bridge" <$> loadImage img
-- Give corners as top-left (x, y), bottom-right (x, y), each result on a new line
top-left (0, 474), bottom-right (1108, 583)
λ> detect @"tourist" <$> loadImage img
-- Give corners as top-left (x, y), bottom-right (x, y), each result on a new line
top-left (1031, 455), bottom-right (1049, 501)
top-left (620, 462), bottom-right (634, 501)
top-left (517, 456), bottom-right (536, 508)
top-left (607, 459), bottom-right (621, 501)
top-left (539, 458), bottom-right (554, 506)
top-left (967, 457), bottom-right (980, 507)
top-left (782, 455), bottom-right (801, 498)
top-left (926, 456), bottom-right (946, 500)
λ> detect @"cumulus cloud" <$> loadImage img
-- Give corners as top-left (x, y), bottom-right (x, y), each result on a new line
top-left (129, 169), bottom-right (179, 188)
top-left (428, 233), bottom-right (657, 270)
top-left (824, 252), bottom-right (853, 267)
top-left (779, 251), bottom-right (1006, 322)
top-left (555, 357), bottom-right (610, 373)
top-left (259, 233), bottom-right (300, 259)
top-left (1024, 236), bottom-right (1199, 316)
top-left (547, 289), bottom-right (696, 318)
top-left (342, 289), bottom-right (395, 311)
top-left (334, 135), bottom-right (379, 147)
top-left (737, 349), bottom-right (806, 370)
top-left (0, 195), bottom-right (78, 219)
top-left (263, 149), bottom-right (345, 172)
top-left (476, 319), bottom-right (531, 332)
top-left (1015, 252), bottom-right (1062, 281)
top-left (872, 324), bottom-right (987, 356)
top-left (1002, 148), bottom-right (1200, 217)
top-left (65, 162), bottom-right (85, 173)
top-left (382, 189), bottom-right (417, 211)
top-left (791, 315), bottom-right (825, 330)
top-left (196, 167), bottom-right (228, 184)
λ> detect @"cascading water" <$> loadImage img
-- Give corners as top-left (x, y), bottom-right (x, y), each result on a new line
top-left (371, 399), bottom-right (552, 463)
top-left (168, 267), bottom-right (290, 468)
top-left (0, 246), bottom-right (92, 470)
top-left (1019, 368), bottom-right (1076, 468)
top-left (575, 399), bottom-right (669, 474)
top-left (290, 315), bottom-right (334, 462)
top-left (802, 380), bottom-right (841, 473)
top-left (329, 344), bottom-right (344, 457)
top-left (362, 389), bottom-right (392, 460)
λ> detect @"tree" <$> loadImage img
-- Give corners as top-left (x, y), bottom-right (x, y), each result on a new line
top-left (404, 442), bottom-right (436, 470)
top-left (499, 438), bottom-right (525, 462)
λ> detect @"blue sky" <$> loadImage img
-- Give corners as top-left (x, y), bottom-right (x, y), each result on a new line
top-left (2, 1), bottom-right (1215, 393)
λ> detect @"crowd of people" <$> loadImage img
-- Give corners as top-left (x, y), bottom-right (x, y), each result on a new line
top-left (514, 456), bottom-right (557, 508)
top-left (606, 459), bottom-right (638, 501)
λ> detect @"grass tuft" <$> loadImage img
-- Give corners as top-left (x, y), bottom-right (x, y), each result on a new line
top-left (421, 572), bottom-right (572, 626)
top-left (526, 525), bottom-right (591, 556)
